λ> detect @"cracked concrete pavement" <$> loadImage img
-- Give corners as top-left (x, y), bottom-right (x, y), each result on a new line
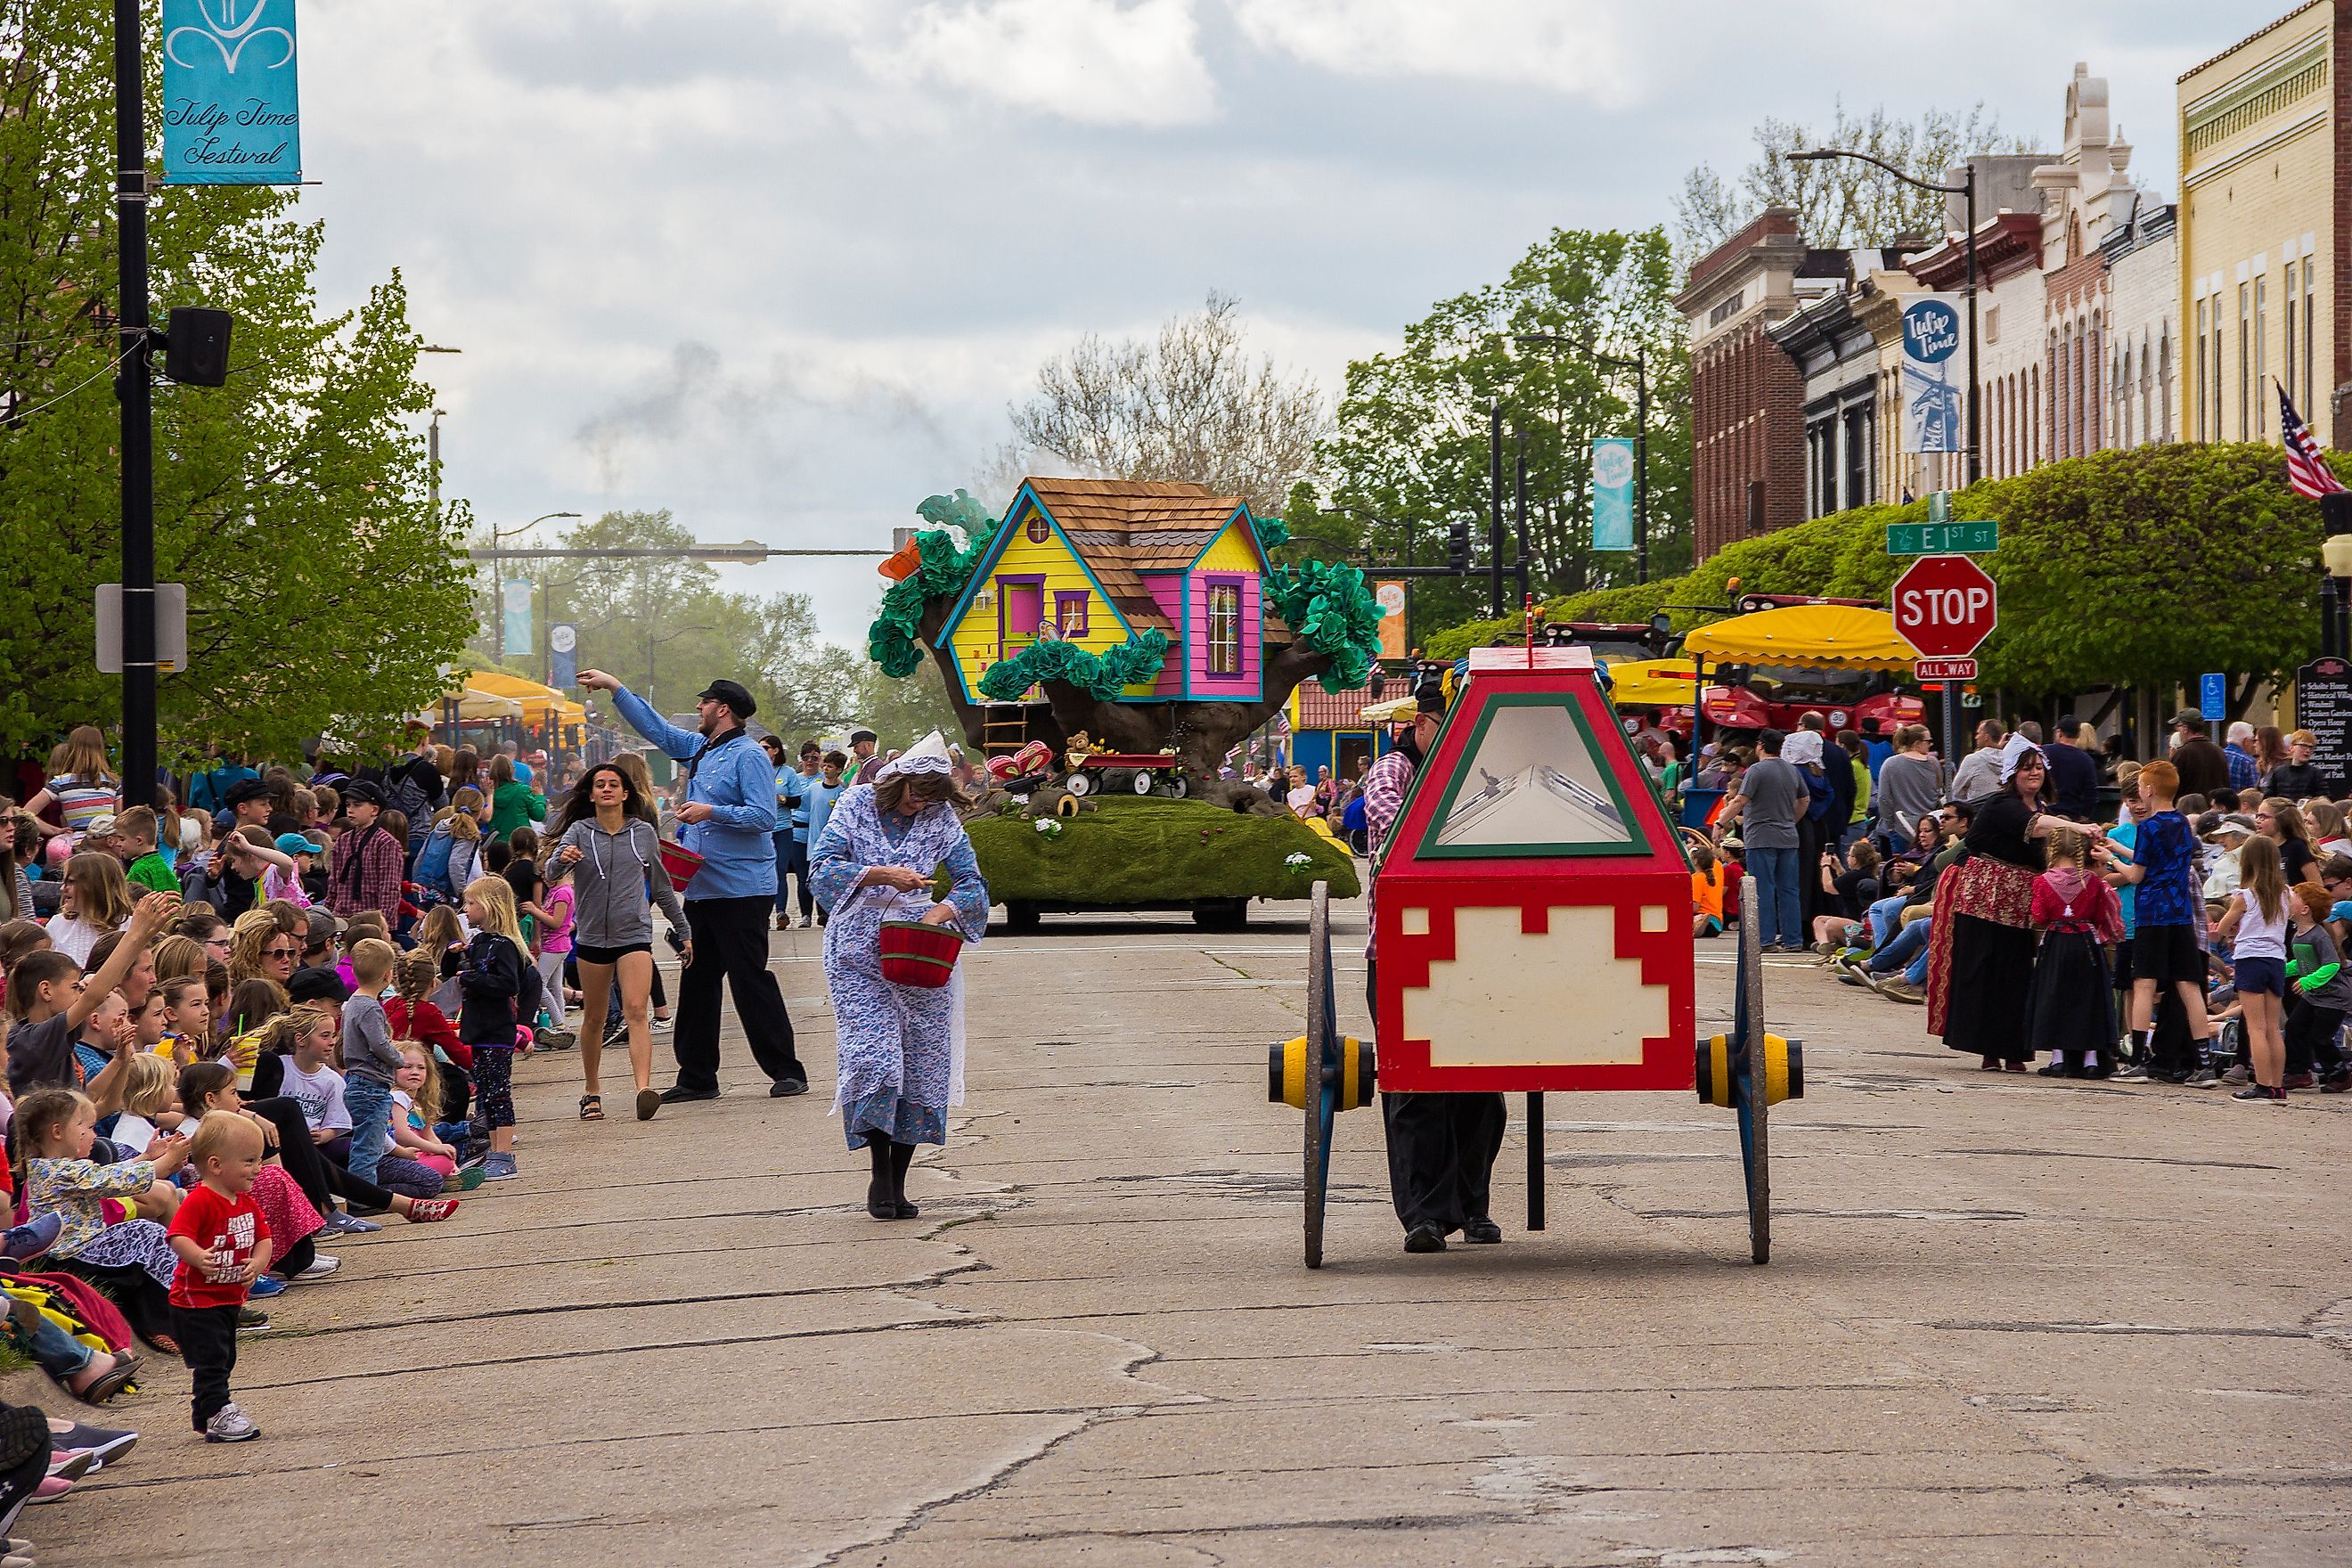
top-left (35, 897), bottom-right (2352, 1566)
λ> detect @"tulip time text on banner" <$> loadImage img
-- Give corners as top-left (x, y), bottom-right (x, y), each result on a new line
top-left (161, 0), bottom-right (302, 184)
top-left (1899, 294), bottom-right (1965, 455)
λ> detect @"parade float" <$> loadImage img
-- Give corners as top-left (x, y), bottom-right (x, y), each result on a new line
top-left (866, 480), bottom-right (1384, 928)
top-left (1269, 642), bottom-right (1801, 1267)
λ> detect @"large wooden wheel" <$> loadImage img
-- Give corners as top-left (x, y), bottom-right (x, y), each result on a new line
top-left (1303, 880), bottom-right (1339, 1268)
top-left (1735, 876), bottom-right (1771, 1265)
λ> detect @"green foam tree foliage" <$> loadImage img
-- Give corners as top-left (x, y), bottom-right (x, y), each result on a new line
top-left (977, 631), bottom-right (1172, 703)
top-left (1265, 559), bottom-right (1385, 692)
top-left (866, 495), bottom-right (991, 678)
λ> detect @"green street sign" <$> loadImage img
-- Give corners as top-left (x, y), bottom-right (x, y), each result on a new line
top-left (1886, 519), bottom-right (1999, 557)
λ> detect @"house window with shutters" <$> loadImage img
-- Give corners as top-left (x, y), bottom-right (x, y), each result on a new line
top-left (1206, 583), bottom-right (1241, 677)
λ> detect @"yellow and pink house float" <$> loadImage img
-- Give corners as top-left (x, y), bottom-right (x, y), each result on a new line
top-left (940, 477), bottom-right (1275, 707)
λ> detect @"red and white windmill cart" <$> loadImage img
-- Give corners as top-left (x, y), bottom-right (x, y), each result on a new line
top-left (1270, 643), bottom-right (1801, 1266)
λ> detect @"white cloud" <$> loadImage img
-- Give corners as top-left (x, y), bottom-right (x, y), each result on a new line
top-left (1229, 0), bottom-right (1637, 104)
top-left (874, 0), bottom-right (1218, 127)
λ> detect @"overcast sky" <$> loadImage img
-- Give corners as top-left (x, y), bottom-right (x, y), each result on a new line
top-left (294, 0), bottom-right (2287, 647)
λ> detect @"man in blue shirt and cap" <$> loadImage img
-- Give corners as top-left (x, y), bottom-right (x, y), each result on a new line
top-left (579, 668), bottom-right (806, 1102)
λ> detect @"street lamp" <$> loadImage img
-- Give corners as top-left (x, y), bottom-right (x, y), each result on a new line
top-left (420, 347), bottom-right (461, 521)
top-left (1789, 147), bottom-right (1981, 487)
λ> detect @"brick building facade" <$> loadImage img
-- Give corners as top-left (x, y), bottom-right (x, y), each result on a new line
top-left (1675, 209), bottom-right (1849, 560)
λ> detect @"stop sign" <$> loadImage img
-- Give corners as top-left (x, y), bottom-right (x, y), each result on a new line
top-left (1893, 554), bottom-right (1997, 658)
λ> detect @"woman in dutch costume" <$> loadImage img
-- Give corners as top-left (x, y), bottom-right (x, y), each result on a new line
top-left (806, 732), bottom-right (990, 1220)
top-left (1928, 737), bottom-right (2071, 1071)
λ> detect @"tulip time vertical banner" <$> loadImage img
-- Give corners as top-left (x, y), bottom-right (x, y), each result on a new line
top-left (161, 0), bottom-right (302, 184)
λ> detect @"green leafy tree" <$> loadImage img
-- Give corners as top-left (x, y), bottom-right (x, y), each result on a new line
top-left (0, 0), bottom-right (473, 764)
top-left (517, 509), bottom-right (851, 729)
top-left (1297, 227), bottom-right (1692, 631)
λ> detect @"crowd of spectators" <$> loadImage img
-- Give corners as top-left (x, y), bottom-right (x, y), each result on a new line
top-left (1687, 709), bottom-right (2350, 1098)
top-left (0, 721), bottom-right (638, 1549)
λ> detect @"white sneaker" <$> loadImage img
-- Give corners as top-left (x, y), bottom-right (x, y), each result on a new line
top-left (650, 1016), bottom-right (673, 1033)
top-left (204, 1402), bottom-right (260, 1443)
top-left (294, 1254), bottom-right (340, 1280)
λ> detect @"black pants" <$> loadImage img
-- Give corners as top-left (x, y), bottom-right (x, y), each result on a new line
top-left (170, 1301), bottom-right (240, 1429)
top-left (274, 1234), bottom-right (315, 1279)
top-left (244, 1098), bottom-right (335, 1215)
top-left (674, 896), bottom-right (801, 1090)
top-left (2285, 998), bottom-right (2347, 1077)
top-left (1368, 958), bottom-right (1507, 1234)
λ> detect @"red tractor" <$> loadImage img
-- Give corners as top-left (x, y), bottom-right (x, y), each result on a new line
top-left (1696, 594), bottom-right (1924, 740)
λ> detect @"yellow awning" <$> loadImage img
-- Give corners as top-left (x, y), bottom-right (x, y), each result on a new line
top-left (1359, 695), bottom-right (1419, 723)
top-left (427, 688), bottom-right (526, 722)
top-left (463, 672), bottom-right (588, 729)
top-left (1680, 605), bottom-right (1917, 674)
top-left (1603, 657), bottom-right (1704, 708)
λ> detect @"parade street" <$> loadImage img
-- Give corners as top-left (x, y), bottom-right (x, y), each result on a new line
top-left (29, 897), bottom-right (2349, 1568)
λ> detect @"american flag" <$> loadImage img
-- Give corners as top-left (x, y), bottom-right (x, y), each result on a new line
top-left (2281, 381), bottom-right (2347, 499)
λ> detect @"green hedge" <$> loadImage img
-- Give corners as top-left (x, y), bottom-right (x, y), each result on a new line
top-left (1425, 443), bottom-right (2346, 697)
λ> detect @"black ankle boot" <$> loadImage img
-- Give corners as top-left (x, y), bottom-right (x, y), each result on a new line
top-left (866, 1137), bottom-right (894, 1220)
top-left (890, 1140), bottom-right (918, 1219)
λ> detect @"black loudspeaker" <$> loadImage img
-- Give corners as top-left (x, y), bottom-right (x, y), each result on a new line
top-left (164, 307), bottom-right (233, 387)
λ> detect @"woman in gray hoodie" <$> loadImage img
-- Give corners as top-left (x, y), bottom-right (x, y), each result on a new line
top-left (551, 763), bottom-right (690, 1123)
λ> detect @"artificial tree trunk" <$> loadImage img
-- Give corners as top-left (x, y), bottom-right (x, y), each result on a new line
top-left (917, 597), bottom-right (1338, 779)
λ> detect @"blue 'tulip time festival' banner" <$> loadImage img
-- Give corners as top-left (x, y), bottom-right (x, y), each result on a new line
top-left (161, 0), bottom-right (302, 184)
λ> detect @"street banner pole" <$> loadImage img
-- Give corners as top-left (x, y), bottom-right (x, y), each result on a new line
top-left (116, 0), bottom-right (155, 809)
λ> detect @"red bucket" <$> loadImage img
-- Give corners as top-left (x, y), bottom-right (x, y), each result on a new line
top-left (879, 919), bottom-right (962, 989)
top-left (656, 838), bottom-right (705, 892)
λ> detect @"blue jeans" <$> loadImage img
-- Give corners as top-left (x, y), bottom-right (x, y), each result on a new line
top-left (1746, 847), bottom-right (1801, 947)
top-left (1865, 893), bottom-right (1910, 947)
top-left (344, 1074), bottom-right (394, 1186)
top-left (1869, 917), bottom-right (1931, 975)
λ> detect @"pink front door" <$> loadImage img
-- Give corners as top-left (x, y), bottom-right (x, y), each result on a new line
top-left (1000, 579), bottom-right (1044, 658)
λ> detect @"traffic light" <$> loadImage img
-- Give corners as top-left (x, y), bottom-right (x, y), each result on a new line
top-left (1447, 519), bottom-right (1470, 572)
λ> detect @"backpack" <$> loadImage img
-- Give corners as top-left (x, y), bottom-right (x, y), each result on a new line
top-left (413, 826), bottom-right (458, 900)
top-left (388, 776), bottom-right (433, 832)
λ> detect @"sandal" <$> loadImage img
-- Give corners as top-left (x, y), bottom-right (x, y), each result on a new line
top-left (578, 1094), bottom-right (604, 1121)
top-left (80, 1356), bottom-right (140, 1405)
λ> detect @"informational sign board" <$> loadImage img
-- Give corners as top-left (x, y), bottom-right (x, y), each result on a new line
top-left (2199, 673), bottom-right (2226, 723)
top-left (2294, 657), bottom-right (2352, 795)
top-left (1913, 657), bottom-right (1978, 682)
top-left (161, 0), bottom-right (302, 184)
top-left (1899, 295), bottom-right (1966, 454)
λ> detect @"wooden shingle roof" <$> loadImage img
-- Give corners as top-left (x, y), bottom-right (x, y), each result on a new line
top-left (1025, 478), bottom-right (1254, 629)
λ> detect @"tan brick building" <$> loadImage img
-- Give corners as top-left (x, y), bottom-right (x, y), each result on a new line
top-left (2176, 1), bottom-right (2345, 445)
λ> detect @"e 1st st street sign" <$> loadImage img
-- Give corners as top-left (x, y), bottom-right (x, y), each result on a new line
top-left (1885, 519), bottom-right (1998, 557)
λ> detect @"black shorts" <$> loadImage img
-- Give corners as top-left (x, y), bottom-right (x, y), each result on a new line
top-left (2234, 955), bottom-right (2285, 996)
top-left (573, 941), bottom-right (652, 967)
top-left (2131, 923), bottom-right (2207, 987)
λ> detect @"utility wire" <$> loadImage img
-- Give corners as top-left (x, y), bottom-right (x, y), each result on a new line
top-left (0, 344), bottom-right (135, 424)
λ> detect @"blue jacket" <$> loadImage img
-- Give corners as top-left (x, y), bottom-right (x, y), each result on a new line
top-left (610, 685), bottom-right (777, 901)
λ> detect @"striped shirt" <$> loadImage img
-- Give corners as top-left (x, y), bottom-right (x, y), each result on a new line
top-left (1360, 747), bottom-right (1416, 960)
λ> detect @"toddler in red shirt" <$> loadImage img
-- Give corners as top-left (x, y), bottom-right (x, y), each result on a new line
top-left (166, 1111), bottom-right (274, 1442)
